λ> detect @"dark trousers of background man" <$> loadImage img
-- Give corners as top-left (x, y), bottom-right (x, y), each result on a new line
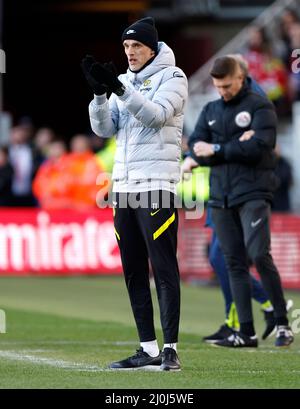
top-left (212, 199), bottom-right (288, 328)
top-left (113, 190), bottom-right (180, 343)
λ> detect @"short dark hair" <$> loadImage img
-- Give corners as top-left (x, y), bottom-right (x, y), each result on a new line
top-left (210, 56), bottom-right (239, 79)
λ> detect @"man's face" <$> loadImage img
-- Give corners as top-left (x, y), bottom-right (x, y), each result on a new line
top-left (212, 73), bottom-right (244, 101)
top-left (123, 40), bottom-right (155, 71)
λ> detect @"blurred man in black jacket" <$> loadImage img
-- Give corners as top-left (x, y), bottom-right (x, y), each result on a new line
top-left (187, 56), bottom-right (293, 348)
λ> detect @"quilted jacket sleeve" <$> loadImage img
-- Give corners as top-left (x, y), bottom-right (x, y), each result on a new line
top-left (118, 68), bottom-right (188, 128)
top-left (88, 93), bottom-right (119, 138)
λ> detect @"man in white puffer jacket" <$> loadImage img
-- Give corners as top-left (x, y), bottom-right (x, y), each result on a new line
top-left (82, 17), bottom-right (188, 371)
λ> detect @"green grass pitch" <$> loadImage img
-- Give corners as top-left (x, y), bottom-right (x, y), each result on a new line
top-left (0, 276), bottom-right (300, 389)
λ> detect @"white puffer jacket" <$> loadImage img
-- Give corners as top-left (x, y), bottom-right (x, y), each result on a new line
top-left (89, 42), bottom-right (188, 192)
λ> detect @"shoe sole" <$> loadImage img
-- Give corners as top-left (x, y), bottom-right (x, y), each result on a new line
top-left (211, 343), bottom-right (258, 348)
top-left (275, 344), bottom-right (293, 348)
top-left (275, 339), bottom-right (294, 347)
top-left (109, 365), bottom-right (162, 371)
top-left (160, 367), bottom-right (181, 372)
top-left (203, 339), bottom-right (220, 344)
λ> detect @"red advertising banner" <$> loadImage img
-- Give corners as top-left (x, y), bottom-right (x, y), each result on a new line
top-left (0, 208), bottom-right (122, 275)
top-left (0, 208), bottom-right (300, 289)
top-left (178, 212), bottom-right (300, 289)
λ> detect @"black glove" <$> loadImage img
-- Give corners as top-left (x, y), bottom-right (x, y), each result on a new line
top-left (81, 55), bottom-right (108, 96)
top-left (90, 62), bottom-right (125, 95)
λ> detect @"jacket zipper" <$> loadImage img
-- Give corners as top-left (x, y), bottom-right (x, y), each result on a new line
top-left (124, 76), bottom-right (137, 182)
top-left (124, 121), bottom-right (128, 182)
top-left (222, 104), bottom-right (230, 208)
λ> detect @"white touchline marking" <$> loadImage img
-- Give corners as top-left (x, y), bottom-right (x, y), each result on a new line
top-left (0, 350), bottom-right (164, 372)
top-left (14, 349), bottom-right (55, 353)
top-left (0, 350), bottom-right (106, 372)
top-left (0, 340), bottom-right (138, 346)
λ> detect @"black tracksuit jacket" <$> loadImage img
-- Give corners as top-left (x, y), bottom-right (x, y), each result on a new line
top-left (188, 83), bottom-right (279, 208)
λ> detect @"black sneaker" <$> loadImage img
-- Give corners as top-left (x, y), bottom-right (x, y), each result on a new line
top-left (275, 326), bottom-right (294, 347)
top-left (262, 299), bottom-right (293, 340)
top-left (109, 347), bottom-right (162, 369)
top-left (262, 310), bottom-right (276, 340)
top-left (203, 324), bottom-right (234, 344)
top-left (160, 348), bottom-right (181, 371)
top-left (214, 331), bottom-right (258, 348)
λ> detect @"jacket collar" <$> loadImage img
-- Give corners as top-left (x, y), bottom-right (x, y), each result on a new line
top-left (223, 81), bottom-right (249, 105)
top-left (126, 42), bottom-right (175, 85)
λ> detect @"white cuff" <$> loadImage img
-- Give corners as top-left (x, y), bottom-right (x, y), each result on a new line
top-left (93, 94), bottom-right (107, 105)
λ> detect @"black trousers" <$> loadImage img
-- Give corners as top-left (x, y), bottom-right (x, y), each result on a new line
top-left (212, 199), bottom-right (287, 326)
top-left (113, 190), bottom-right (180, 343)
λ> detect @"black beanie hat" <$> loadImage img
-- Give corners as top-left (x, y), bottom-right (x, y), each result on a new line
top-left (122, 17), bottom-right (158, 54)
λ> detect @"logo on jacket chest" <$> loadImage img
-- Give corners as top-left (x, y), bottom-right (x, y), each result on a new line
top-left (235, 111), bottom-right (251, 128)
top-left (140, 79), bottom-right (152, 92)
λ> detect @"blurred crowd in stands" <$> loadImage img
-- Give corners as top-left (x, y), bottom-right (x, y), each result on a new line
top-left (0, 118), bottom-right (115, 210)
top-left (0, 9), bottom-right (298, 212)
top-left (240, 8), bottom-right (300, 116)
